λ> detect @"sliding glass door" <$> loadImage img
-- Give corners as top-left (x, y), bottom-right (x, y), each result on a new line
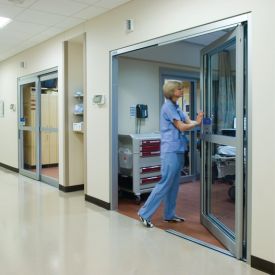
top-left (18, 70), bottom-right (59, 187)
top-left (40, 73), bottom-right (59, 185)
top-left (18, 78), bottom-right (39, 180)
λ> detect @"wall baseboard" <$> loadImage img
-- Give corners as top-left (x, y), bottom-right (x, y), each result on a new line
top-left (0, 162), bottom-right (19, 173)
top-left (251, 255), bottom-right (275, 274)
top-left (85, 194), bottom-right (111, 210)
top-left (59, 184), bottom-right (84, 192)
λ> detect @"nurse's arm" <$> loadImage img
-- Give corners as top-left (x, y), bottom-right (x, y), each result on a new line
top-left (173, 119), bottom-right (198, 132)
top-left (185, 112), bottom-right (204, 125)
top-left (173, 112), bottom-right (204, 132)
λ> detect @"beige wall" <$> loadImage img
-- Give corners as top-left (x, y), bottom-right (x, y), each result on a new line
top-left (118, 57), bottom-right (200, 135)
top-left (0, 0), bottom-right (274, 263)
top-left (67, 41), bottom-right (84, 186)
top-left (0, 37), bottom-right (60, 168)
top-left (118, 58), bottom-right (161, 135)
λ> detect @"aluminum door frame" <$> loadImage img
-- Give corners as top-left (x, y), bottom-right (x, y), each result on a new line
top-left (39, 72), bottom-right (59, 187)
top-left (18, 76), bottom-right (40, 180)
top-left (18, 67), bottom-right (58, 186)
top-left (200, 25), bottom-right (244, 258)
top-left (110, 14), bottom-right (251, 261)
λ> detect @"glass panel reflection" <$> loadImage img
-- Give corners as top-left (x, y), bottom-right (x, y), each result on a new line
top-left (207, 42), bottom-right (236, 136)
top-left (41, 132), bottom-right (59, 180)
top-left (40, 77), bottom-right (59, 180)
top-left (23, 131), bottom-right (36, 171)
top-left (23, 82), bottom-right (36, 127)
top-left (205, 141), bottom-right (235, 233)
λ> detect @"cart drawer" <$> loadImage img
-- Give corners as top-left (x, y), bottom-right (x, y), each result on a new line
top-left (140, 144), bottom-right (160, 152)
top-left (140, 165), bottom-right (161, 174)
top-left (140, 151), bottom-right (160, 157)
top-left (139, 139), bottom-right (160, 157)
top-left (141, 139), bottom-right (160, 146)
top-left (140, 175), bottom-right (161, 185)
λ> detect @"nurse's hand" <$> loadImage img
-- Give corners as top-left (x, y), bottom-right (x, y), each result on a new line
top-left (196, 112), bottom-right (204, 125)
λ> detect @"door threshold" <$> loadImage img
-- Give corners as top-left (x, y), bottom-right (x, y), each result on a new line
top-left (166, 229), bottom-right (234, 257)
top-left (41, 175), bottom-right (59, 188)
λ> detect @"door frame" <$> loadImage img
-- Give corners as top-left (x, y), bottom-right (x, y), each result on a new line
top-left (18, 67), bottom-right (59, 187)
top-left (110, 13), bottom-right (252, 261)
top-left (200, 25), bottom-right (245, 258)
top-left (18, 76), bottom-right (40, 180)
top-left (39, 71), bottom-right (59, 187)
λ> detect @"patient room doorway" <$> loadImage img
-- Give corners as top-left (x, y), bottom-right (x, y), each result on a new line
top-left (111, 15), bottom-right (248, 260)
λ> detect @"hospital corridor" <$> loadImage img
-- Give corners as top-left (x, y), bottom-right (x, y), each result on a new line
top-left (0, 167), bottom-right (264, 275)
top-left (0, 0), bottom-right (274, 274)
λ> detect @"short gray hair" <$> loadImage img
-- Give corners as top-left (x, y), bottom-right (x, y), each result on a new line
top-left (163, 80), bottom-right (182, 99)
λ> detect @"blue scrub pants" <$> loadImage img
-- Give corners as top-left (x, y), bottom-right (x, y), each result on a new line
top-left (138, 152), bottom-right (184, 221)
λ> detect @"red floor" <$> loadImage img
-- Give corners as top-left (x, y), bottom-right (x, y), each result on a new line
top-left (41, 167), bottom-right (59, 179)
top-left (118, 180), bottom-right (235, 250)
top-left (29, 166), bottom-right (59, 179)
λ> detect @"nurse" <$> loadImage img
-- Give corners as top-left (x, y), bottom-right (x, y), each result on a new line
top-left (138, 80), bottom-right (203, 228)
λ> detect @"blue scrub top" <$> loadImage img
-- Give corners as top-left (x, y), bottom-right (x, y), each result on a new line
top-left (160, 99), bottom-right (188, 153)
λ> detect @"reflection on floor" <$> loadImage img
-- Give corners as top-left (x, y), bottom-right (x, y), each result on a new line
top-left (211, 180), bottom-right (235, 232)
top-left (118, 180), bottom-right (235, 250)
top-left (41, 166), bottom-right (59, 179)
top-left (29, 166), bottom-right (59, 179)
top-left (0, 167), bottom-right (262, 275)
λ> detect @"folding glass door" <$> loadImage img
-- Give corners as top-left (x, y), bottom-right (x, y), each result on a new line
top-left (200, 25), bottom-right (245, 258)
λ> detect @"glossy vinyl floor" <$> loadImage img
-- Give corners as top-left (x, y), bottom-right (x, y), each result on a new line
top-left (0, 167), bottom-right (265, 275)
top-left (118, 180), bottom-right (234, 249)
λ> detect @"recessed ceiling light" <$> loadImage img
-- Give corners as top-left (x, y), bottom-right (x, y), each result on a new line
top-left (0, 17), bottom-right (12, 28)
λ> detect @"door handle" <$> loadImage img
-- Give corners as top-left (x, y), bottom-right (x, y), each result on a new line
top-left (202, 117), bottom-right (212, 136)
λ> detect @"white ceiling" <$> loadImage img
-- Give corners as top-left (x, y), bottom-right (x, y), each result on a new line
top-left (0, 0), bottom-right (131, 61)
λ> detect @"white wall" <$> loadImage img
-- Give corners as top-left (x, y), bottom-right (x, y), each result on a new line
top-left (118, 58), bottom-right (160, 134)
top-left (0, 0), bottom-right (274, 264)
top-left (118, 57), bottom-right (200, 135)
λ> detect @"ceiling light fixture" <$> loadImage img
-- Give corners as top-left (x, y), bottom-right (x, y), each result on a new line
top-left (0, 17), bottom-right (12, 28)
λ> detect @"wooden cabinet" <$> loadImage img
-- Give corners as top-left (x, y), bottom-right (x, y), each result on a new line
top-left (24, 131), bottom-right (36, 167)
top-left (23, 88), bottom-right (58, 167)
top-left (41, 92), bottom-right (58, 165)
top-left (23, 87), bottom-right (36, 167)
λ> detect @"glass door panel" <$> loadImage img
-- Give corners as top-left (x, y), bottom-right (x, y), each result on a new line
top-left (19, 81), bottom-right (39, 180)
top-left (40, 74), bottom-right (59, 184)
top-left (205, 141), bottom-right (235, 233)
top-left (201, 25), bottom-right (244, 258)
top-left (180, 81), bottom-right (192, 177)
top-left (207, 42), bottom-right (236, 136)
